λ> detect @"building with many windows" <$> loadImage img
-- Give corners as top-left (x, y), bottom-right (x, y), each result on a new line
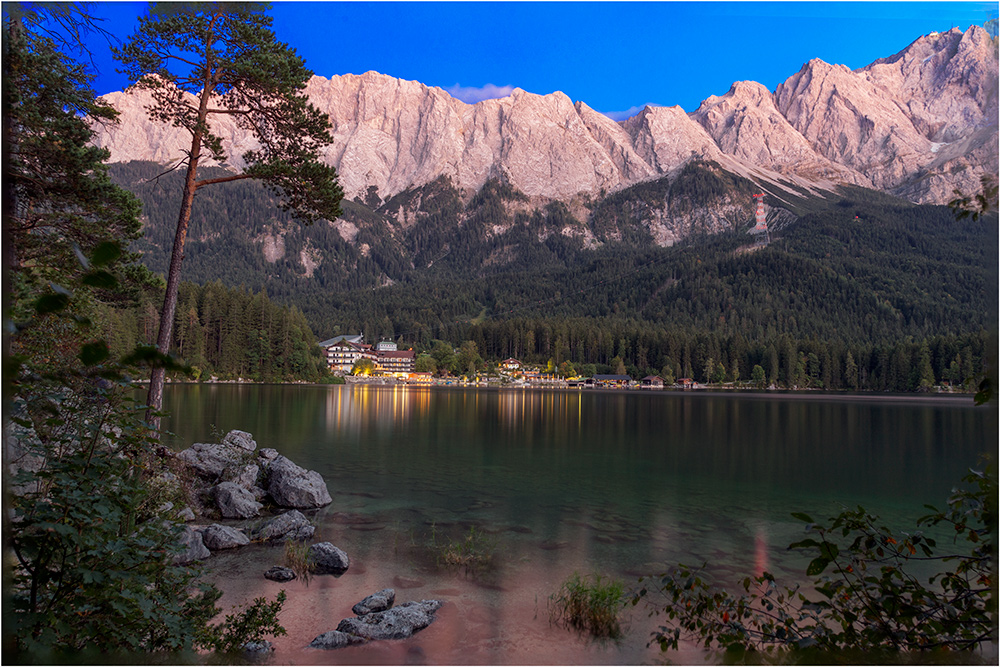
top-left (319, 335), bottom-right (415, 376)
top-left (376, 350), bottom-right (416, 377)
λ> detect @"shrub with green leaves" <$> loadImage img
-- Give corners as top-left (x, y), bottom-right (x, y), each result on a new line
top-left (551, 573), bottom-right (628, 639)
top-left (634, 464), bottom-right (996, 654)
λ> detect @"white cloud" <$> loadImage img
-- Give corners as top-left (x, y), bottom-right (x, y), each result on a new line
top-left (600, 104), bottom-right (654, 122)
top-left (445, 83), bottom-right (516, 104)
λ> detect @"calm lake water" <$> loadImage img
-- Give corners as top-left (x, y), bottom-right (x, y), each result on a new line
top-left (159, 384), bottom-right (995, 665)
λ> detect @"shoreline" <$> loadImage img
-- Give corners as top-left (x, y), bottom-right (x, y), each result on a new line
top-left (139, 379), bottom-right (982, 406)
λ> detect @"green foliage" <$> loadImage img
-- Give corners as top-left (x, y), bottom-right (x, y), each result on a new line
top-left (351, 357), bottom-right (375, 376)
top-left (3, 8), bottom-right (288, 658)
top-left (949, 174), bottom-right (998, 223)
top-left (113, 4), bottom-right (342, 224)
top-left (6, 385), bottom-right (220, 657)
top-left (634, 465), bottom-right (996, 654)
top-left (550, 573), bottom-right (628, 640)
top-left (200, 592), bottom-right (288, 654)
top-left (3, 18), bottom-right (145, 294)
top-left (93, 279), bottom-right (326, 383)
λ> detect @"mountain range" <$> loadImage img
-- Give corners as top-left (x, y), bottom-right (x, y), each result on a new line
top-left (94, 26), bottom-right (998, 347)
top-left (95, 26), bottom-right (996, 207)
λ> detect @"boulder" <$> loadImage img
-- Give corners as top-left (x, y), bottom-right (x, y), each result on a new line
top-left (309, 630), bottom-right (366, 649)
top-left (177, 441), bottom-right (246, 479)
top-left (213, 481), bottom-right (263, 519)
top-left (264, 566), bottom-right (297, 582)
top-left (250, 510), bottom-right (316, 542)
top-left (201, 523), bottom-right (250, 550)
top-left (308, 542), bottom-right (350, 575)
top-left (173, 525), bottom-right (210, 564)
top-left (267, 455), bottom-right (332, 508)
top-left (258, 447), bottom-right (280, 461)
top-left (178, 507), bottom-right (196, 522)
top-left (226, 463), bottom-right (260, 490)
top-left (222, 430), bottom-right (257, 452)
top-left (335, 600), bottom-right (443, 640)
top-left (352, 589), bottom-right (395, 616)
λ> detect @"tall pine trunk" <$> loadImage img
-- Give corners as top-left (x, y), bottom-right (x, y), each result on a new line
top-left (145, 98), bottom-right (210, 432)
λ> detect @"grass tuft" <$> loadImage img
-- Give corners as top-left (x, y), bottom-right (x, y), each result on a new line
top-left (435, 526), bottom-right (497, 571)
top-left (550, 572), bottom-right (627, 639)
top-left (283, 539), bottom-right (312, 585)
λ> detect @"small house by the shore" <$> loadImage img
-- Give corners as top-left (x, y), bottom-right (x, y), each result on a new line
top-left (640, 375), bottom-right (665, 389)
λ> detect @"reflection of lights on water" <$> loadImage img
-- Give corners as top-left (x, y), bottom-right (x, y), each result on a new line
top-left (755, 524), bottom-right (768, 577)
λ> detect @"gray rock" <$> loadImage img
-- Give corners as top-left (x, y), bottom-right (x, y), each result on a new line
top-left (258, 447), bottom-right (280, 461)
top-left (267, 455), bottom-right (332, 508)
top-left (173, 525), bottom-right (211, 564)
top-left (335, 600), bottom-right (443, 640)
top-left (264, 566), bottom-right (297, 582)
top-left (222, 430), bottom-right (257, 452)
top-left (353, 588), bottom-right (395, 615)
top-left (309, 630), bottom-right (366, 649)
top-left (177, 442), bottom-right (242, 479)
top-left (308, 542), bottom-right (350, 575)
top-left (178, 507), bottom-right (196, 522)
top-left (226, 463), bottom-right (260, 489)
top-left (242, 640), bottom-right (273, 656)
top-left (201, 523), bottom-right (250, 550)
top-left (213, 481), bottom-right (263, 519)
top-left (250, 510), bottom-right (316, 542)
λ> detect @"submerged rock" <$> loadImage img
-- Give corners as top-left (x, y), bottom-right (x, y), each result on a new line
top-left (308, 542), bottom-right (350, 575)
top-left (242, 640), bottom-right (272, 655)
top-left (335, 600), bottom-right (443, 640)
top-left (267, 455), bottom-right (332, 508)
top-left (392, 575), bottom-right (425, 589)
top-left (352, 588), bottom-right (395, 615)
top-left (201, 523), bottom-right (250, 550)
top-left (309, 630), bottom-right (366, 649)
top-left (264, 566), bottom-right (297, 582)
top-left (250, 509), bottom-right (315, 542)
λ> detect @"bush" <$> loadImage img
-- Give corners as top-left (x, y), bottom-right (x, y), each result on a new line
top-left (551, 573), bottom-right (628, 639)
top-left (634, 464), bottom-right (996, 655)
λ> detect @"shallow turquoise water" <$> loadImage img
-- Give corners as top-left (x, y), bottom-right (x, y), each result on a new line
top-left (159, 385), bottom-right (995, 664)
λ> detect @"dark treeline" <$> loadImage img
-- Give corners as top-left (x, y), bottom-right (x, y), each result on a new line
top-left (110, 160), bottom-right (997, 392)
top-left (456, 317), bottom-right (990, 391)
top-left (95, 280), bottom-right (327, 382)
top-left (308, 191), bottom-right (996, 390)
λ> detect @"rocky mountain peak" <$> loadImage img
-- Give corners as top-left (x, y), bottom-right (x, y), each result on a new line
top-left (92, 27), bottom-right (996, 207)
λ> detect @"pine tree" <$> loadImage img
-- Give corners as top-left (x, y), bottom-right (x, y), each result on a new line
top-left (114, 3), bottom-right (343, 428)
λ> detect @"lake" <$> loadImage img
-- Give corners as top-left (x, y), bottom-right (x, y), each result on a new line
top-left (159, 384), bottom-right (994, 664)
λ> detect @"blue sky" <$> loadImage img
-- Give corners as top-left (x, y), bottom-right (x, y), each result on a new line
top-left (77, 2), bottom-right (997, 119)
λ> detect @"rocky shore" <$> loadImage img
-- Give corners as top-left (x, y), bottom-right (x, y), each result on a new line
top-left (166, 429), bottom-right (442, 654)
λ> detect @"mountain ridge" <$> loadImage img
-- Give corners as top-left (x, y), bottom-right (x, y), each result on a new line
top-left (92, 25), bottom-right (997, 208)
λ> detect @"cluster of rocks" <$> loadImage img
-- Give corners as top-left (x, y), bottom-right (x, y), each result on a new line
top-left (177, 430), bottom-right (331, 517)
top-left (309, 588), bottom-right (443, 649)
top-left (169, 430), bottom-right (333, 564)
top-left (174, 509), bottom-right (320, 564)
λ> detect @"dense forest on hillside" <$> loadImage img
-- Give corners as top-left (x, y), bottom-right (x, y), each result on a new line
top-left (94, 280), bottom-right (328, 382)
top-left (110, 160), bottom-right (996, 390)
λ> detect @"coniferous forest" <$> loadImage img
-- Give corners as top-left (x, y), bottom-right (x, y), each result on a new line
top-left (94, 281), bottom-right (328, 382)
top-left (103, 157), bottom-right (998, 391)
